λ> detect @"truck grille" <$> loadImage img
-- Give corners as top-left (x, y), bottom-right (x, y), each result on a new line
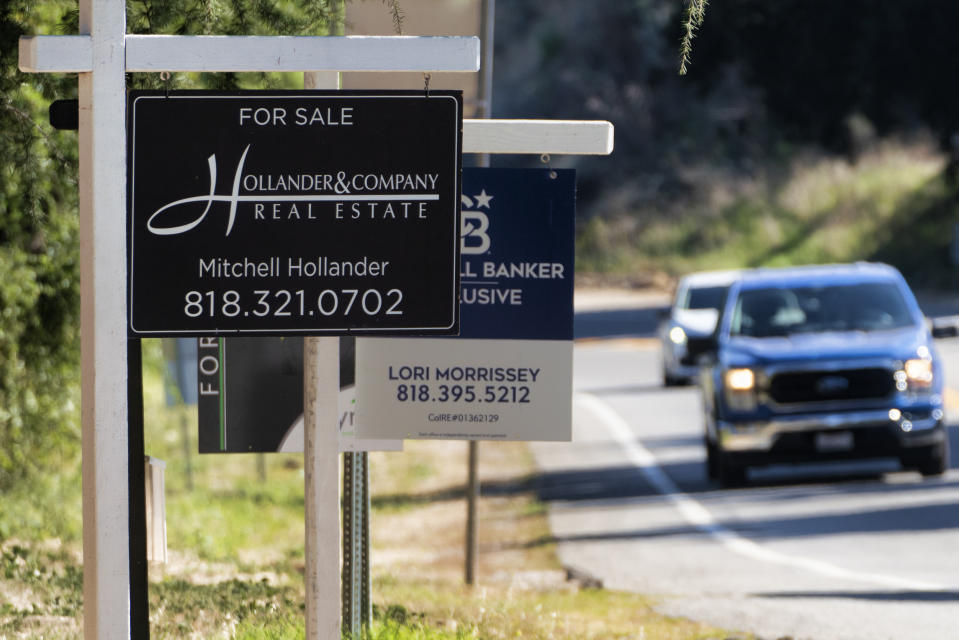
top-left (768, 368), bottom-right (894, 404)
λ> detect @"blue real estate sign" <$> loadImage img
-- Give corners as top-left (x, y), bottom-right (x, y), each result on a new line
top-left (357, 168), bottom-right (575, 441)
top-left (457, 169), bottom-right (574, 341)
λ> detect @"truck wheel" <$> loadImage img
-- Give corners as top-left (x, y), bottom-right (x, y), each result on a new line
top-left (718, 452), bottom-right (747, 488)
top-left (705, 438), bottom-right (719, 480)
top-left (915, 439), bottom-right (950, 478)
top-left (663, 368), bottom-right (679, 387)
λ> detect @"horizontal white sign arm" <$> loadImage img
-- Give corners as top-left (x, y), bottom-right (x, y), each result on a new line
top-left (463, 119), bottom-right (614, 155)
top-left (19, 35), bottom-right (92, 73)
top-left (20, 35), bottom-right (480, 73)
top-left (126, 35), bottom-right (480, 72)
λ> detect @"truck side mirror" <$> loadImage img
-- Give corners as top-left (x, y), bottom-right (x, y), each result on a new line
top-left (930, 316), bottom-right (959, 339)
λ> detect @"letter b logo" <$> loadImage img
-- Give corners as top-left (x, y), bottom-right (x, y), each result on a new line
top-left (461, 211), bottom-right (490, 255)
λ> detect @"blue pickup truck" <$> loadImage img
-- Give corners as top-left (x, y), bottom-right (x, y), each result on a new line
top-left (701, 263), bottom-right (949, 487)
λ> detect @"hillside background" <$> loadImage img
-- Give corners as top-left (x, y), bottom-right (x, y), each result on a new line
top-left (491, 0), bottom-right (959, 288)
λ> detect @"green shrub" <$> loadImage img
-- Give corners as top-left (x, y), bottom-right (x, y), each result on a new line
top-left (0, 2), bottom-right (81, 495)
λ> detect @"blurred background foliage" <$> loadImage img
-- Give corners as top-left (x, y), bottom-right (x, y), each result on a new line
top-left (0, 1), bottom-right (80, 506)
top-left (0, 0), bottom-right (344, 531)
top-left (3, 0), bottom-right (959, 518)
top-left (493, 0), bottom-right (959, 285)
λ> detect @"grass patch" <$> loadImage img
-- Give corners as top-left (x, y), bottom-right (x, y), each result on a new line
top-left (0, 472), bottom-right (82, 543)
top-left (149, 578), bottom-right (303, 638)
top-left (0, 542), bottom-right (83, 638)
top-left (0, 340), bottom-right (748, 639)
top-left (578, 138), bottom-right (958, 286)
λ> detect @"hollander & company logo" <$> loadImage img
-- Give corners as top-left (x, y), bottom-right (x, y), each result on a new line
top-left (144, 144), bottom-right (441, 238)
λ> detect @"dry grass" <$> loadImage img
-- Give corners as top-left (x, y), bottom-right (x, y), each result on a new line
top-left (578, 137), bottom-right (952, 284)
top-left (1, 378), bottom-right (745, 638)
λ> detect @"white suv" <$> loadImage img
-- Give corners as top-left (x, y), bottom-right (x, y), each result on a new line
top-left (660, 269), bottom-right (740, 386)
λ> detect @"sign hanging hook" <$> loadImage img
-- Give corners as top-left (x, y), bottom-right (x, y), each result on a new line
top-left (423, 73), bottom-right (431, 97)
top-left (160, 71), bottom-right (172, 98)
top-left (540, 153), bottom-right (557, 180)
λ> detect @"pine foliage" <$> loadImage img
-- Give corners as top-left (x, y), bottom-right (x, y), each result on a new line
top-left (0, 1), bottom-right (81, 490)
top-left (126, 0), bottom-right (345, 90)
top-left (678, 0), bottom-right (707, 75)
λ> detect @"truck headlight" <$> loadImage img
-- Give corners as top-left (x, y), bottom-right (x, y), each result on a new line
top-left (725, 368), bottom-right (755, 391)
top-left (669, 326), bottom-right (687, 345)
top-left (902, 359), bottom-right (933, 389)
top-left (724, 368), bottom-right (757, 410)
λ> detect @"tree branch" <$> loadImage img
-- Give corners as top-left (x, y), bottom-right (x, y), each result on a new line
top-left (679, 0), bottom-right (708, 76)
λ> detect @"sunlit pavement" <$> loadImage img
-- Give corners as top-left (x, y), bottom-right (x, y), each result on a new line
top-left (530, 291), bottom-right (959, 640)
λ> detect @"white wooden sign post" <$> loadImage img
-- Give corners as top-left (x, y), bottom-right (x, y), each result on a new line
top-left (19, 1), bottom-right (612, 638)
top-left (20, 4), bottom-right (477, 639)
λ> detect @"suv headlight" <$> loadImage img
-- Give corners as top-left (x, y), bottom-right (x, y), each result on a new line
top-left (669, 326), bottom-right (687, 345)
top-left (724, 368), bottom-right (758, 410)
top-left (900, 359), bottom-right (933, 390)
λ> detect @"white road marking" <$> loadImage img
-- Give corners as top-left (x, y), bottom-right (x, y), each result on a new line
top-left (576, 391), bottom-right (949, 592)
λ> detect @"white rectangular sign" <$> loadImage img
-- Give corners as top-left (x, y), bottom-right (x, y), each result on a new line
top-left (357, 338), bottom-right (572, 440)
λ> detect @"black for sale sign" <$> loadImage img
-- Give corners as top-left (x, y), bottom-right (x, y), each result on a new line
top-left (127, 90), bottom-right (462, 336)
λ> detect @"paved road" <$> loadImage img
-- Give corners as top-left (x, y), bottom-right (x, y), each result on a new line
top-left (530, 299), bottom-right (959, 640)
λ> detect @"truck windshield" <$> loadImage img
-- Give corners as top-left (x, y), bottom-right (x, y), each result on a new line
top-left (730, 282), bottom-right (914, 337)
